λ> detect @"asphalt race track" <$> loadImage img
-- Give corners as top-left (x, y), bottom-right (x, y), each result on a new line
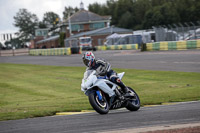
top-left (0, 50), bottom-right (200, 72)
top-left (0, 50), bottom-right (200, 132)
top-left (0, 101), bottom-right (200, 133)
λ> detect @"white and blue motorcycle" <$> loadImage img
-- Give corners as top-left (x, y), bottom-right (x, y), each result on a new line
top-left (81, 70), bottom-right (140, 114)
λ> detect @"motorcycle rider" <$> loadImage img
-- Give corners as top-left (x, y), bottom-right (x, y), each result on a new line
top-left (82, 51), bottom-right (131, 97)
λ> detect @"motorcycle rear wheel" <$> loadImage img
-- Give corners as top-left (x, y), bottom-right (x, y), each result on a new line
top-left (126, 87), bottom-right (140, 111)
top-left (88, 91), bottom-right (109, 114)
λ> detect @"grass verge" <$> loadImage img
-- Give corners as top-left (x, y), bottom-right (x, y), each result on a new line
top-left (0, 63), bottom-right (200, 121)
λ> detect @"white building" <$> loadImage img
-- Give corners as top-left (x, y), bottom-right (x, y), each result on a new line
top-left (0, 33), bottom-right (17, 47)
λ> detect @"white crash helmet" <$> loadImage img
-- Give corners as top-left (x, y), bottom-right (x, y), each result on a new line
top-left (82, 52), bottom-right (95, 67)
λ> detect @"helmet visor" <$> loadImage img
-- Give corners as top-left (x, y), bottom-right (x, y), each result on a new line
top-left (83, 58), bottom-right (90, 67)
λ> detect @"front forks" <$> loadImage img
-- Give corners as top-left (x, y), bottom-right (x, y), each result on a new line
top-left (96, 90), bottom-right (103, 101)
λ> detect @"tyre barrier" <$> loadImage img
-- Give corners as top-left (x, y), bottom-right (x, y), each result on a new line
top-left (29, 48), bottom-right (71, 56)
top-left (95, 44), bottom-right (138, 51)
top-left (95, 45), bottom-right (107, 51)
top-left (144, 40), bottom-right (200, 51)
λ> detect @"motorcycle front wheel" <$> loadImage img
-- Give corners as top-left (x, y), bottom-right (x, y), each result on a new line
top-left (126, 87), bottom-right (140, 111)
top-left (88, 91), bottom-right (109, 114)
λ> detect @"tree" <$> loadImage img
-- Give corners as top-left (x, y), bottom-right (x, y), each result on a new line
top-left (88, 2), bottom-right (108, 15)
top-left (4, 38), bottom-right (24, 49)
top-left (13, 9), bottom-right (38, 43)
top-left (114, 0), bottom-right (134, 26)
top-left (43, 12), bottom-right (60, 26)
top-left (88, 2), bottom-right (102, 14)
top-left (59, 32), bottom-right (65, 47)
top-left (133, 0), bottom-right (151, 29)
top-left (11, 38), bottom-right (24, 49)
top-left (175, 0), bottom-right (200, 23)
top-left (143, 2), bottom-right (180, 29)
top-left (88, 0), bottom-right (135, 28)
top-left (190, 0), bottom-right (200, 22)
top-left (38, 21), bottom-right (47, 29)
top-left (63, 6), bottom-right (79, 20)
top-left (88, 0), bottom-right (200, 30)
top-left (118, 11), bottom-right (134, 29)
top-left (105, 0), bottom-right (117, 24)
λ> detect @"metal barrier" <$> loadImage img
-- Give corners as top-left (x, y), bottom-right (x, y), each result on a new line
top-left (152, 23), bottom-right (200, 42)
top-left (0, 49), bottom-right (29, 56)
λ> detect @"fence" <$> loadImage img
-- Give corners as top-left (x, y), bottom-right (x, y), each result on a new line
top-left (0, 49), bottom-right (29, 56)
top-left (152, 24), bottom-right (200, 42)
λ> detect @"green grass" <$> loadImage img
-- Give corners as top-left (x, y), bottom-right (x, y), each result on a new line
top-left (0, 63), bottom-right (200, 121)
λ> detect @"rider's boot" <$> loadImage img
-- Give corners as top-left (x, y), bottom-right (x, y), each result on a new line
top-left (115, 79), bottom-right (135, 98)
top-left (111, 77), bottom-right (134, 97)
top-left (115, 79), bottom-right (130, 95)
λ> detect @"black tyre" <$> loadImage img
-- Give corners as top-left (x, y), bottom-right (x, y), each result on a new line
top-left (88, 92), bottom-right (109, 114)
top-left (126, 87), bottom-right (140, 111)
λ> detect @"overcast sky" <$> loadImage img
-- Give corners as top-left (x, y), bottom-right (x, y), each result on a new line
top-left (0, 0), bottom-right (107, 34)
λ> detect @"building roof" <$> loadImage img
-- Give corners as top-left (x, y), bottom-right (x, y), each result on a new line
top-left (64, 10), bottom-right (111, 24)
top-left (35, 26), bottom-right (132, 44)
top-left (106, 33), bottom-right (134, 39)
top-left (36, 35), bottom-right (59, 44)
top-left (65, 26), bottom-right (133, 40)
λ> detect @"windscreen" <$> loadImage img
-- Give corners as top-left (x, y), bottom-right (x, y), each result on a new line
top-left (83, 69), bottom-right (94, 79)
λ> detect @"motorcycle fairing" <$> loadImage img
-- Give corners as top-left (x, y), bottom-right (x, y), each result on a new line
top-left (85, 79), bottom-right (115, 97)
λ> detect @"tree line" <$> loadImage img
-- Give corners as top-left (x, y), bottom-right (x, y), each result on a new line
top-left (6, 7), bottom-right (76, 48)
top-left (8, 0), bottom-right (200, 49)
top-left (88, 0), bottom-right (200, 30)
